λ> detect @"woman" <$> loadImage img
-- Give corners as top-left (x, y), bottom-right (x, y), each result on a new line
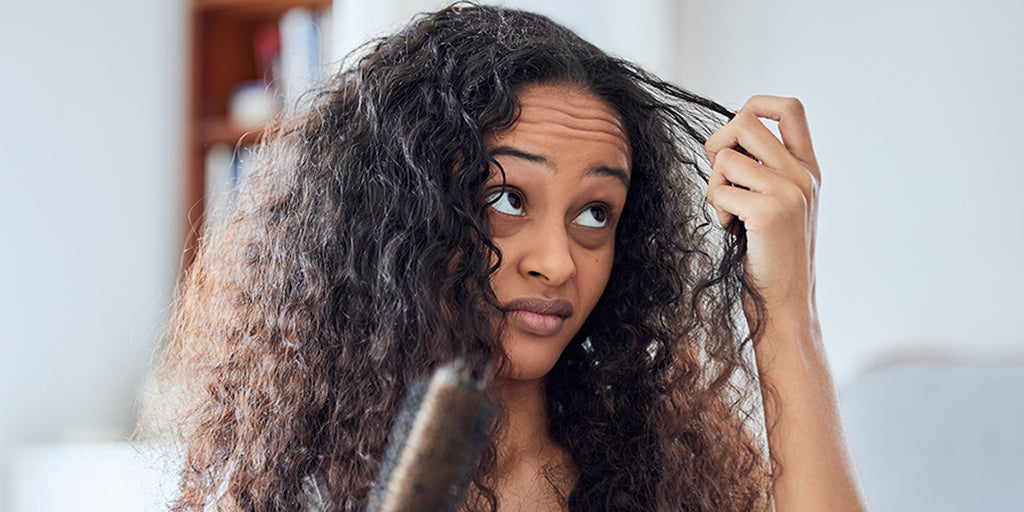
top-left (154, 4), bottom-right (865, 511)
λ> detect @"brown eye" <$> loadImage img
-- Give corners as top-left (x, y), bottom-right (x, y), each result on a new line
top-left (486, 190), bottom-right (526, 216)
top-left (574, 205), bottom-right (608, 228)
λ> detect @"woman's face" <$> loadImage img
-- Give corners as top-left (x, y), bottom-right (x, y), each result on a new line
top-left (485, 84), bottom-right (631, 381)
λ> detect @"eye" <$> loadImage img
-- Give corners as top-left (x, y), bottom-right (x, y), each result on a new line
top-left (486, 189), bottom-right (526, 216)
top-left (574, 204), bottom-right (609, 228)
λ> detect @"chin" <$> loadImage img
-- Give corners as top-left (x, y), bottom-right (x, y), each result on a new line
top-left (499, 362), bottom-right (557, 381)
top-left (498, 332), bottom-right (571, 381)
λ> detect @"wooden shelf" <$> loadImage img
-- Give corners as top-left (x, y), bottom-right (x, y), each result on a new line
top-left (182, 0), bottom-right (330, 272)
top-left (200, 117), bottom-right (266, 146)
top-left (194, 0), bottom-right (329, 15)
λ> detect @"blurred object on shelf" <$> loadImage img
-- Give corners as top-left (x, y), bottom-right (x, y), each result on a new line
top-left (228, 80), bottom-right (279, 127)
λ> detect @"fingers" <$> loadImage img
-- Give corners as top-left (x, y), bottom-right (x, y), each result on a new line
top-left (705, 109), bottom-right (800, 172)
top-left (710, 148), bottom-right (779, 192)
top-left (706, 164), bottom-right (736, 227)
top-left (705, 96), bottom-right (821, 310)
top-left (707, 148), bottom-right (765, 226)
top-left (704, 95), bottom-right (820, 230)
top-left (707, 182), bottom-right (752, 228)
top-left (736, 95), bottom-right (817, 175)
top-left (707, 148), bottom-right (803, 228)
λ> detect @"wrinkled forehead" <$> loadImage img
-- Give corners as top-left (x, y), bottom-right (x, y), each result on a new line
top-left (492, 84), bottom-right (632, 163)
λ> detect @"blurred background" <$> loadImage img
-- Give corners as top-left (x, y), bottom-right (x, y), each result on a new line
top-left (1, 0), bottom-right (1021, 510)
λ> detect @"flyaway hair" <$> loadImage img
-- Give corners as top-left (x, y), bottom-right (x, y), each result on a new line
top-left (149, 4), bottom-right (772, 511)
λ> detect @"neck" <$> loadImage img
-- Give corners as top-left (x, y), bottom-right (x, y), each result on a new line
top-left (488, 376), bottom-right (577, 509)
top-left (492, 376), bottom-right (552, 465)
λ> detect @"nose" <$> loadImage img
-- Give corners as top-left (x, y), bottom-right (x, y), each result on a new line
top-left (518, 219), bottom-right (576, 286)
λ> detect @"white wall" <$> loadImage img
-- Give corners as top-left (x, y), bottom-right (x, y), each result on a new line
top-left (0, 0), bottom-right (185, 503)
top-left (2, 0), bottom-right (1021, 507)
top-left (676, 0), bottom-right (1024, 382)
top-left (332, 0), bottom-right (678, 79)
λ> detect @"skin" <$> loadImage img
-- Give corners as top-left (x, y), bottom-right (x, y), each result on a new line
top-left (483, 87), bottom-right (867, 511)
top-left (483, 84), bottom-right (631, 508)
top-left (705, 95), bottom-right (867, 511)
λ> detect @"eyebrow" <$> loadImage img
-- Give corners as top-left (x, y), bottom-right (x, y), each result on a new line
top-left (489, 145), bottom-right (631, 187)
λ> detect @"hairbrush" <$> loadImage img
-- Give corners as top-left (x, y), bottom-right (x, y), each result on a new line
top-left (367, 359), bottom-right (495, 512)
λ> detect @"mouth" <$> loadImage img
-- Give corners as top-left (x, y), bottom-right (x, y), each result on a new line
top-left (502, 298), bottom-right (574, 337)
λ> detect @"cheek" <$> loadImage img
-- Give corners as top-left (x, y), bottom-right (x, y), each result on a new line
top-left (485, 211), bottom-right (523, 238)
top-left (568, 224), bottom-right (616, 250)
top-left (487, 239), bottom-right (513, 295)
top-left (577, 247), bottom-right (615, 310)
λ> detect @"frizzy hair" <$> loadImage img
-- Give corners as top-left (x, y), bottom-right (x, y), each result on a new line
top-left (152, 4), bottom-right (772, 511)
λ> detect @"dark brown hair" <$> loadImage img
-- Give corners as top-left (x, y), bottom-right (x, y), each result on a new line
top-left (152, 4), bottom-right (771, 511)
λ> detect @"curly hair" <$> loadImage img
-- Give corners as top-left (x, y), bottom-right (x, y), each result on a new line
top-left (153, 4), bottom-right (772, 511)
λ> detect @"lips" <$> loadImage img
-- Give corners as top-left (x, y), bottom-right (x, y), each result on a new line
top-left (503, 298), bottom-right (574, 336)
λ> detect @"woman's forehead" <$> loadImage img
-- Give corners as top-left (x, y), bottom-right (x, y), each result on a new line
top-left (518, 86), bottom-right (627, 141)
top-left (487, 84), bottom-right (632, 170)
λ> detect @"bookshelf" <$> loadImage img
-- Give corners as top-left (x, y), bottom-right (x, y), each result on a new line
top-left (183, 0), bottom-right (331, 270)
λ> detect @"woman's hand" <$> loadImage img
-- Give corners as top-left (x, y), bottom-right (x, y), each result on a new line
top-left (704, 96), bottom-right (867, 512)
top-left (704, 95), bottom-right (819, 311)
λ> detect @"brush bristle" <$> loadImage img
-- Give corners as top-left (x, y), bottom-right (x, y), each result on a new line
top-left (368, 361), bottom-right (495, 512)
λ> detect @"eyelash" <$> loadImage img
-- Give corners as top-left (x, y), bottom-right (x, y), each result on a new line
top-left (576, 204), bottom-right (610, 228)
top-left (484, 187), bottom-right (612, 228)
top-left (485, 188), bottom-right (526, 216)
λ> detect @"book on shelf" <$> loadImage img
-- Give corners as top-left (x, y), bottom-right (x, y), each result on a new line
top-left (211, 5), bottom-right (333, 221)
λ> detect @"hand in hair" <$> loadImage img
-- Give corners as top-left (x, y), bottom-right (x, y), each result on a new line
top-left (705, 95), bottom-right (867, 512)
top-left (704, 95), bottom-right (819, 310)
